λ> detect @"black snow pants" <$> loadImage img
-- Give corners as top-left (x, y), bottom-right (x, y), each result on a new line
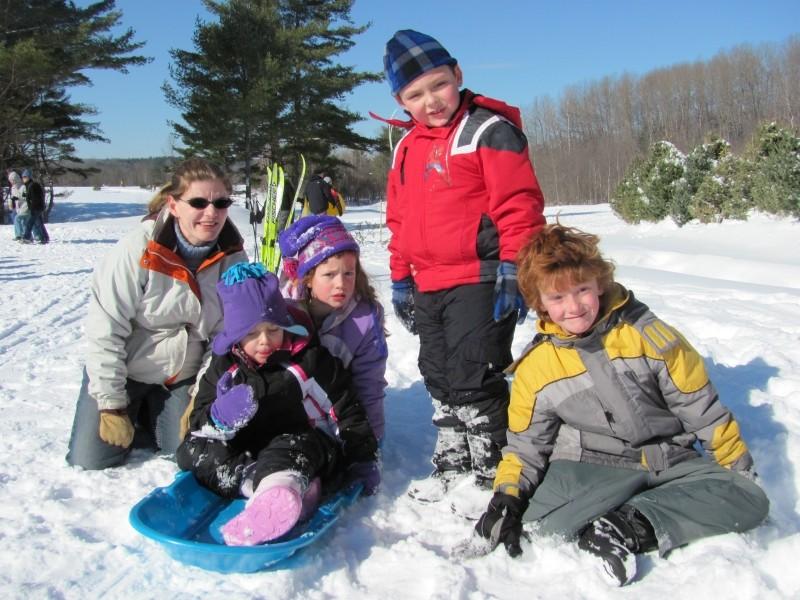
top-left (414, 282), bottom-right (517, 485)
top-left (177, 429), bottom-right (341, 498)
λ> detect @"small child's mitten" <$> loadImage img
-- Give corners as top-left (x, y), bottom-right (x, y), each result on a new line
top-left (210, 370), bottom-right (257, 433)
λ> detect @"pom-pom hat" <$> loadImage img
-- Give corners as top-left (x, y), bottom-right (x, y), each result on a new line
top-left (212, 262), bottom-right (308, 355)
top-left (278, 215), bottom-right (359, 279)
top-left (383, 29), bottom-right (457, 95)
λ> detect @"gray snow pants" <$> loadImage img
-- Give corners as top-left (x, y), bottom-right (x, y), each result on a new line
top-left (65, 368), bottom-right (193, 470)
top-left (523, 458), bottom-right (769, 555)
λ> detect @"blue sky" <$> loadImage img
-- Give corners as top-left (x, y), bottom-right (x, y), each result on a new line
top-left (71, 0), bottom-right (800, 159)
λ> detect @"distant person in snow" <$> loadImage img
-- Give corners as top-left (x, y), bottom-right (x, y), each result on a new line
top-left (323, 175), bottom-right (345, 216)
top-left (376, 29), bottom-right (546, 506)
top-left (462, 224), bottom-right (769, 586)
top-left (21, 169), bottom-right (49, 244)
top-left (304, 171), bottom-right (337, 216)
top-left (8, 170), bottom-right (27, 240)
top-left (176, 263), bottom-right (378, 546)
top-left (66, 158), bottom-right (248, 470)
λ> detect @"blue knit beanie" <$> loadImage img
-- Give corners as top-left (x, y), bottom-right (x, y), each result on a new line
top-left (384, 29), bottom-right (457, 95)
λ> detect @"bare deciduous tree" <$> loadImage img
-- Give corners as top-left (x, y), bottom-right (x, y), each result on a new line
top-left (524, 36), bottom-right (800, 205)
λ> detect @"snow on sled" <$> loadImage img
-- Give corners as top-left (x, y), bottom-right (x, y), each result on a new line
top-left (129, 471), bottom-right (362, 573)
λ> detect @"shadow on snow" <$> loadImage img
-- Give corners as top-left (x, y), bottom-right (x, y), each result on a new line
top-left (706, 356), bottom-right (795, 531)
top-left (47, 201), bottom-right (146, 223)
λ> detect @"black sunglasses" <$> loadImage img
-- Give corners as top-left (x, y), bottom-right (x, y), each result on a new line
top-left (179, 196), bottom-right (234, 210)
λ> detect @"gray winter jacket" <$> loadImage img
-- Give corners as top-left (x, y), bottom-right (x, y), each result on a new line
top-left (495, 284), bottom-right (754, 499)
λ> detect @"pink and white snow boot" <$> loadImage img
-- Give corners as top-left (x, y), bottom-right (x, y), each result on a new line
top-left (298, 477), bottom-right (322, 522)
top-left (222, 470), bottom-right (308, 546)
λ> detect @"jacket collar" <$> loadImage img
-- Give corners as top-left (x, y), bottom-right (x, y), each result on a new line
top-left (316, 296), bottom-right (359, 334)
top-left (369, 90), bottom-right (523, 133)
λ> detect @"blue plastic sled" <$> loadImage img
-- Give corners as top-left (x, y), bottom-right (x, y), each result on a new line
top-left (129, 471), bottom-right (362, 573)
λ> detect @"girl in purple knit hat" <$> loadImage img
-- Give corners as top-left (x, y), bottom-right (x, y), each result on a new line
top-left (176, 262), bottom-right (378, 546)
top-left (279, 215), bottom-right (388, 444)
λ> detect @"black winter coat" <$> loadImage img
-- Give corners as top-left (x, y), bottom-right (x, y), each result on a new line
top-left (187, 341), bottom-right (378, 465)
top-left (305, 174), bottom-right (335, 215)
top-left (24, 179), bottom-right (45, 212)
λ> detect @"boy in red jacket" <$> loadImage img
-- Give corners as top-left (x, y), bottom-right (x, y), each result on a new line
top-left (379, 30), bottom-right (546, 503)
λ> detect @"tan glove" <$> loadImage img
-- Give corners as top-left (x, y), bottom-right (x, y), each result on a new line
top-left (98, 410), bottom-right (135, 448)
top-left (178, 394), bottom-right (196, 441)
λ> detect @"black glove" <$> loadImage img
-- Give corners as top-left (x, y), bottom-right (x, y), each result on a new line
top-left (391, 277), bottom-right (417, 335)
top-left (474, 492), bottom-right (526, 557)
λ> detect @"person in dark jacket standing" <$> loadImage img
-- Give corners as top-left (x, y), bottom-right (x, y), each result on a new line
top-left (21, 169), bottom-right (49, 244)
top-left (305, 172), bottom-right (336, 215)
top-left (377, 30), bottom-right (546, 503)
top-left (177, 262), bottom-right (379, 546)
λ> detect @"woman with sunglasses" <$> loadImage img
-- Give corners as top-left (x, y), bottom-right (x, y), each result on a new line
top-left (66, 157), bottom-right (248, 470)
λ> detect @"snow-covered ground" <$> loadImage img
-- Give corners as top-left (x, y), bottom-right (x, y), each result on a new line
top-left (1, 187), bottom-right (799, 599)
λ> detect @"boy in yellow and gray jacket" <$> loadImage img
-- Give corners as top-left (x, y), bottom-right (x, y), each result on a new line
top-left (463, 224), bottom-right (769, 587)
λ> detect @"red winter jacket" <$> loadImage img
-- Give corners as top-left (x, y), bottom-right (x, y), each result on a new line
top-left (382, 90), bottom-right (545, 292)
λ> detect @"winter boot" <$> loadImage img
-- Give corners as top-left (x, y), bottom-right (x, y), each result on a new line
top-left (407, 469), bottom-right (468, 504)
top-left (221, 470), bottom-right (307, 546)
top-left (298, 477), bottom-right (322, 522)
top-left (430, 399), bottom-right (471, 474)
top-left (578, 505), bottom-right (657, 586)
top-left (448, 473), bottom-right (494, 520)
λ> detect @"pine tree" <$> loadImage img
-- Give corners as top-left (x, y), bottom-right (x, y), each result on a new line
top-left (164, 0), bottom-right (381, 201)
top-left (164, 0), bottom-right (287, 192)
top-left (672, 137), bottom-right (730, 226)
top-left (746, 122), bottom-right (800, 218)
top-left (275, 0), bottom-right (381, 168)
top-left (690, 154), bottom-right (751, 223)
top-left (0, 0), bottom-right (148, 178)
top-left (610, 142), bottom-right (685, 223)
top-left (610, 162), bottom-right (647, 224)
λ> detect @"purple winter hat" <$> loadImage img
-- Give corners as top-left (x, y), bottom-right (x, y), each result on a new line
top-left (212, 262), bottom-right (308, 355)
top-left (278, 215), bottom-right (359, 279)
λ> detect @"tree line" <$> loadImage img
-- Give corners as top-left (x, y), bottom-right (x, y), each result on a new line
top-left (54, 157), bottom-right (173, 188)
top-left (2, 0), bottom-right (379, 205)
top-left (524, 37), bottom-right (800, 205)
top-left (6, 2), bottom-right (798, 213)
top-left (1, 0), bottom-right (148, 181)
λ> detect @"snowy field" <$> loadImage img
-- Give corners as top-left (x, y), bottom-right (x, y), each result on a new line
top-left (1, 187), bottom-right (799, 599)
